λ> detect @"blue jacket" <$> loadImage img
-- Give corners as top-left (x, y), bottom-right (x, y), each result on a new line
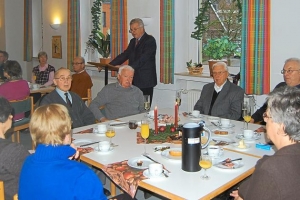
top-left (19, 144), bottom-right (107, 200)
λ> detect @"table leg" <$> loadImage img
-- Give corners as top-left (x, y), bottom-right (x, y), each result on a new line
top-left (110, 182), bottom-right (116, 196)
top-left (105, 67), bottom-right (108, 85)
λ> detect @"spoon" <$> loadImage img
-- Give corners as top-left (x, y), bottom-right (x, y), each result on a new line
top-left (162, 170), bottom-right (169, 178)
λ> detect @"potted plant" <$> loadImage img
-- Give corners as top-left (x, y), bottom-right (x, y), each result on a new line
top-left (203, 36), bottom-right (239, 76)
top-left (186, 59), bottom-right (203, 75)
top-left (85, 0), bottom-right (111, 63)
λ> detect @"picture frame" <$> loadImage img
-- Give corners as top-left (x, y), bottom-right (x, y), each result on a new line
top-left (52, 36), bottom-right (62, 59)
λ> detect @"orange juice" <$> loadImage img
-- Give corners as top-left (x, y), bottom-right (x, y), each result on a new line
top-left (141, 123), bottom-right (150, 139)
top-left (105, 129), bottom-right (115, 138)
top-left (199, 160), bottom-right (212, 169)
top-left (243, 115), bottom-right (251, 123)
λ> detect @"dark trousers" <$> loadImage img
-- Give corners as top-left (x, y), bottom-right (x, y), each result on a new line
top-left (140, 87), bottom-right (154, 106)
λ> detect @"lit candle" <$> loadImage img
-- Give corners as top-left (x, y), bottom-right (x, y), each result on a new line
top-left (154, 106), bottom-right (158, 134)
top-left (175, 102), bottom-right (178, 128)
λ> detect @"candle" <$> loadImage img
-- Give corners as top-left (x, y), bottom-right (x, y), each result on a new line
top-left (154, 106), bottom-right (158, 134)
top-left (175, 102), bottom-right (178, 127)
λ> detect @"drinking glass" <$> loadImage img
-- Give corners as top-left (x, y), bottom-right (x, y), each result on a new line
top-left (199, 155), bottom-right (212, 180)
top-left (141, 120), bottom-right (150, 155)
top-left (105, 127), bottom-right (116, 145)
top-left (242, 103), bottom-right (251, 129)
top-left (144, 95), bottom-right (150, 111)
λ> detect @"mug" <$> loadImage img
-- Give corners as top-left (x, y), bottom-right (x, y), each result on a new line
top-left (98, 141), bottom-right (110, 152)
top-left (97, 124), bottom-right (107, 133)
top-left (207, 145), bottom-right (223, 158)
top-left (220, 118), bottom-right (230, 127)
top-left (192, 110), bottom-right (200, 117)
top-left (148, 163), bottom-right (163, 177)
top-left (243, 129), bottom-right (254, 139)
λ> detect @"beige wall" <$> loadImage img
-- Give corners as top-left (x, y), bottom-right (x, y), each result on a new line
top-left (0, 0), bottom-right (5, 50)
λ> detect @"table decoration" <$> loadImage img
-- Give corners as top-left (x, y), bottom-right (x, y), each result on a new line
top-left (154, 106), bottom-right (158, 134)
top-left (175, 102), bottom-right (178, 127)
top-left (103, 160), bottom-right (148, 198)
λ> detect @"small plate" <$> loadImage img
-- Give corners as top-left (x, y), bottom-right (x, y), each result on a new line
top-left (236, 133), bottom-right (261, 141)
top-left (232, 143), bottom-right (251, 150)
top-left (214, 161), bottom-right (244, 169)
top-left (127, 156), bottom-right (154, 169)
top-left (210, 136), bottom-right (235, 146)
top-left (95, 146), bottom-right (114, 153)
top-left (161, 148), bottom-right (182, 161)
top-left (153, 145), bottom-right (170, 153)
top-left (73, 139), bottom-right (94, 146)
top-left (219, 124), bottom-right (235, 129)
top-left (143, 169), bottom-right (168, 179)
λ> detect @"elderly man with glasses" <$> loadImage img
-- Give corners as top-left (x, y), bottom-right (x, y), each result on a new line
top-left (40, 68), bottom-right (95, 128)
top-left (108, 18), bottom-right (157, 106)
top-left (70, 56), bottom-right (93, 98)
top-left (194, 62), bottom-right (244, 120)
top-left (250, 57), bottom-right (300, 123)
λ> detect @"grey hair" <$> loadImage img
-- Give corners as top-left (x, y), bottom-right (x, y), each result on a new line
top-left (267, 86), bottom-right (300, 141)
top-left (284, 57), bottom-right (300, 66)
top-left (38, 51), bottom-right (48, 59)
top-left (212, 61), bottom-right (228, 71)
top-left (118, 65), bottom-right (134, 75)
top-left (130, 18), bottom-right (144, 27)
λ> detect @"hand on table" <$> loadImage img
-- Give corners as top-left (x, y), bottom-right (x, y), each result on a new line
top-left (100, 117), bottom-right (109, 122)
top-left (69, 143), bottom-right (79, 160)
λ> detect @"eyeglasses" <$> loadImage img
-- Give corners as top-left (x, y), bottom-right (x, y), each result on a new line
top-left (129, 27), bottom-right (142, 33)
top-left (55, 77), bottom-right (72, 82)
top-left (263, 112), bottom-right (272, 120)
top-left (280, 69), bottom-right (300, 74)
top-left (212, 71), bottom-right (227, 76)
top-left (72, 62), bottom-right (83, 65)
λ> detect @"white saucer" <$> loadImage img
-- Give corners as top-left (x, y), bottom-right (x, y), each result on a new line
top-left (94, 146), bottom-right (114, 153)
top-left (219, 124), bottom-right (235, 129)
top-left (95, 132), bottom-right (106, 136)
top-left (236, 133), bottom-right (261, 142)
top-left (232, 143), bottom-right (251, 150)
top-left (143, 169), bottom-right (167, 179)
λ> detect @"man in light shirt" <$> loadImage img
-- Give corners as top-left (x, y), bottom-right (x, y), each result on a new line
top-left (194, 62), bottom-right (244, 120)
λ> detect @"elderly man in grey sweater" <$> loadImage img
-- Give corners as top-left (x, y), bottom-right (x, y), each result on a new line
top-left (89, 65), bottom-right (144, 122)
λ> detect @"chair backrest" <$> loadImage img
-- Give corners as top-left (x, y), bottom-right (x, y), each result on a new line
top-left (13, 194), bottom-right (18, 200)
top-left (9, 96), bottom-right (34, 116)
top-left (82, 88), bottom-right (92, 106)
top-left (0, 181), bottom-right (4, 200)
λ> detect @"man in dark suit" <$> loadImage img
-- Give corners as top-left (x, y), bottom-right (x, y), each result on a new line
top-left (194, 62), bottom-right (244, 120)
top-left (40, 68), bottom-right (95, 128)
top-left (109, 18), bottom-right (157, 105)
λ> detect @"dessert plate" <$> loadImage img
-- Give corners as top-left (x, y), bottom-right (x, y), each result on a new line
top-left (127, 156), bottom-right (153, 169)
top-left (214, 161), bottom-right (244, 169)
top-left (161, 148), bottom-right (182, 161)
top-left (143, 169), bottom-right (168, 179)
top-left (73, 139), bottom-right (94, 146)
top-left (231, 143), bottom-right (251, 150)
top-left (210, 136), bottom-right (235, 146)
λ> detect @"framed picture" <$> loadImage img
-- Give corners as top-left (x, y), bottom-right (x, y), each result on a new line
top-left (52, 36), bottom-right (62, 58)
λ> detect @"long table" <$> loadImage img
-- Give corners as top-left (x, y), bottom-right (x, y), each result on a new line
top-left (30, 86), bottom-right (55, 94)
top-left (74, 109), bottom-right (274, 199)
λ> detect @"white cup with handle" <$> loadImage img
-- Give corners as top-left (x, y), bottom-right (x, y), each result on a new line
top-left (192, 110), bottom-right (200, 118)
top-left (97, 124), bottom-right (107, 134)
top-left (207, 145), bottom-right (223, 158)
top-left (148, 163), bottom-right (163, 177)
top-left (220, 118), bottom-right (231, 127)
top-left (98, 141), bottom-right (110, 152)
top-left (243, 129), bottom-right (254, 139)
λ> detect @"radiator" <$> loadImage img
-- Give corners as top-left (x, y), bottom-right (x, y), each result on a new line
top-left (187, 89), bottom-right (201, 112)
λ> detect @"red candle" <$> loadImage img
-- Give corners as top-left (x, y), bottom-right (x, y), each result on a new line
top-left (154, 106), bottom-right (158, 134)
top-left (175, 102), bottom-right (178, 128)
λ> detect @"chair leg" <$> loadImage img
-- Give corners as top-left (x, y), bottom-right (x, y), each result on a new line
top-left (17, 131), bottom-right (20, 143)
top-left (11, 132), bottom-right (15, 142)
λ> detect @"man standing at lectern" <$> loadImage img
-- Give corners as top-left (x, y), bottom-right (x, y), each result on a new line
top-left (109, 18), bottom-right (157, 105)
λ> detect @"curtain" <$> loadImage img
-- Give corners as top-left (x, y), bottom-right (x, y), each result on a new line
top-left (110, 0), bottom-right (128, 76)
top-left (159, 0), bottom-right (175, 84)
top-left (24, 0), bottom-right (33, 61)
top-left (240, 0), bottom-right (271, 95)
top-left (67, 0), bottom-right (81, 69)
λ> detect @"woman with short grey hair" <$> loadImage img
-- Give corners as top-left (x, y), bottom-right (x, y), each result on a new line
top-left (231, 86), bottom-right (300, 200)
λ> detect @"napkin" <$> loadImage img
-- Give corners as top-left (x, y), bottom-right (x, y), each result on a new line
top-left (103, 160), bottom-right (148, 198)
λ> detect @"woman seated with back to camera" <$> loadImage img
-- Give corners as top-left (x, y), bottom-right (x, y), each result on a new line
top-left (230, 86), bottom-right (300, 200)
top-left (0, 60), bottom-right (30, 121)
top-left (18, 104), bottom-right (107, 200)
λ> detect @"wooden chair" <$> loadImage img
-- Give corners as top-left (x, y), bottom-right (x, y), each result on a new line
top-left (0, 181), bottom-right (4, 200)
top-left (13, 194), bottom-right (18, 200)
top-left (9, 96), bottom-right (34, 149)
top-left (82, 88), bottom-right (92, 106)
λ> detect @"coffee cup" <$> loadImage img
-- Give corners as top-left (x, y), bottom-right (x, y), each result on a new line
top-left (129, 120), bottom-right (138, 129)
top-left (98, 141), bottom-right (110, 152)
top-left (97, 124), bottom-right (107, 134)
top-left (148, 110), bottom-right (154, 118)
top-left (192, 110), bottom-right (200, 117)
top-left (32, 84), bottom-right (39, 89)
top-left (207, 145), bottom-right (223, 158)
top-left (243, 129), bottom-right (254, 139)
top-left (148, 163), bottom-right (163, 177)
top-left (220, 118), bottom-right (230, 127)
